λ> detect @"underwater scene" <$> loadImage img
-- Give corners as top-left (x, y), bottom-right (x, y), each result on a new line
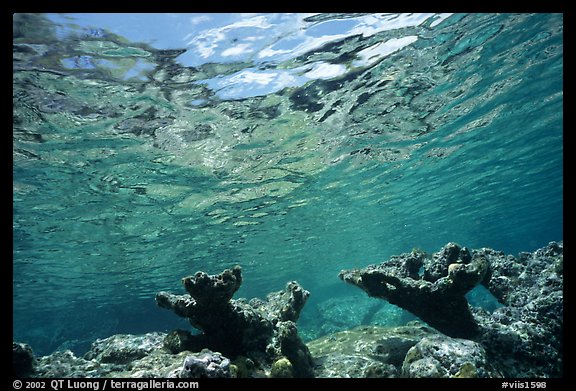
top-left (13, 13), bottom-right (562, 378)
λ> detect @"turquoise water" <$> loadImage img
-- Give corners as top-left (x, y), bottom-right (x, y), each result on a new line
top-left (13, 13), bottom-right (562, 356)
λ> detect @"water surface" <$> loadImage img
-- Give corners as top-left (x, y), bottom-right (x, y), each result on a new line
top-left (13, 13), bottom-right (563, 355)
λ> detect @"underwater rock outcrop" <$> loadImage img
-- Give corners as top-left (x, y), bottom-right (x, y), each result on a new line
top-left (401, 334), bottom-right (500, 378)
top-left (339, 243), bottom-right (486, 338)
top-left (472, 242), bottom-right (563, 377)
top-left (156, 265), bottom-right (314, 377)
top-left (339, 241), bottom-right (563, 377)
top-left (84, 332), bottom-right (165, 364)
top-left (27, 333), bottom-right (234, 378)
top-left (308, 322), bottom-right (437, 378)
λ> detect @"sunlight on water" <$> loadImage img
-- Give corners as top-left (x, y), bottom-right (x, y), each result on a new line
top-left (13, 13), bottom-right (562, 355)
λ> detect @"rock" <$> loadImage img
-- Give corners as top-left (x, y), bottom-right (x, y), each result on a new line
top-left (84, 332), bottom-right (166, 364)
top-left (13, 342), bottom-right (35, 377)
top-left (453, 362), bottom-right (478, 378)
top-left (34, 350), bottom-right (124, 378)
top-left (339, 244), bottom-right (487, 338)
top-left (308, 323), bottom-right (437, 378)
top-left (31, 342), bottom-right (232, 379)
top-left (401, 334), bottom-right (501, 378)
top-left (31, 335), bottom-right (232, 378)
top-left (176, 350), bottom-right (231, 378)
top-left (270, 357), bottom-right (293, 378)
top-left (263, 281), bottom-right (310, 322)
top-left (423, 242), bottom-right (472, 282)
top-left (314, 353), bottom-right (398, 378)
top-left (182, 266), bottom-right (242, 308)
top-left (230, 356), bottom-right (254, 378)
top-left (403, 356), bottom-right (444, 378)
top-left (163, 329), bottom-right (201, 354)
top-left (339, 241), bottom-right (563, 378)
top-left (156, 266), bottom-right (314, 377)
top-left (126, 351), bottom-right (190, 378)
top-left (267, 321), bottom-right (315, 378)
top-left (474, 241), bottom-right (563, 377)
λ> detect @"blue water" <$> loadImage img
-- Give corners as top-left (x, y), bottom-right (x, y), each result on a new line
top-left (13, 13), bottom-right (562, 356)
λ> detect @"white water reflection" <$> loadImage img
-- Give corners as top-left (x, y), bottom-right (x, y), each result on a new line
top-left (47, 13), bottom-right (451, 99)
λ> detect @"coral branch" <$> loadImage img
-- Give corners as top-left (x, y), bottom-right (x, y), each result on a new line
top-left (339, 243), bottom-right (486, 338)
top-left (339, 241), bottom-right (563, 377)
top-left (156, 266), bottom-right (314, 377)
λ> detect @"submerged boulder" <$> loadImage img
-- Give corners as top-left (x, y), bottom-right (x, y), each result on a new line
top-left (308, 323), bottom-right (435, 378)
top-left (31, 338), bottom-right (233, 378)
top-left (34, 350), bottom-right (124, 378)
top-left (401, 334), bottom-right (501, 378)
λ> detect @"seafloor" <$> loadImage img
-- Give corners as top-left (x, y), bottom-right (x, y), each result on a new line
top-left (13, 241), bottom-right (562, 378)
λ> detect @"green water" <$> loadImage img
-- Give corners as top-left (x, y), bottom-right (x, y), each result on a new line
top-left (13, 13), bottom-right (562, 355)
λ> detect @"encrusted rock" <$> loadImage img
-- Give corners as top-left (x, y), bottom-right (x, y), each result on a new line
top-left (339, 243), bottom-right (487, 338)
top-left (314, 353), bottom-right (398, 378)
top-left (126, 351), bottom-right (190, 378)
top-left (475, 242), bottom-right (563, 377)
top-left (339, 241), bottom-right (563, 378)
top-left (156, 266), bottom-right (314, 377)
top-left (308, 323), bottom-right (436, 378)
top-left (423, 242), bottom-right (472, 282)
top-left (175, 350), bottom-right (231, 378)
top-left (34, 350), bottom-right (124, 378)
top-left (266, 320), bottom-right (315, 378)
top-left (401, 334), bottom-right (501, 378)
top-left (31, 335), bottom-right (233, 378)
top-left (163, 329), bottom-right (201, 354)
top-left (182, 266), bottom-right (242, 307)
top-left (270, 357), bottom-right (293, 378)
top-left (84, 332), bottom-right (166, 364)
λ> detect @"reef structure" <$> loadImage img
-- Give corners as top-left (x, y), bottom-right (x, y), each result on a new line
top-left (339, 241), bottom-right (563, 377)
top-left (155, 265), bottom-right (314, 377)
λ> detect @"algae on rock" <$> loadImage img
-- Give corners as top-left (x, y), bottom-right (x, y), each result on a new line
top-left (156, 265), bottom-right (314, 377)
top-left (339, 243), bottom-right (486, 338)
top-left (339, 241), bottom-right (563, 377)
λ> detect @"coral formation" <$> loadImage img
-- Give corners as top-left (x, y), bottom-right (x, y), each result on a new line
top-left (15, 242), bottom-right (562, 378)
top-left (340, 241), bottom-right (563, 377)
top-left (339, 243), bottom-right (486, 338)
top-left (473, 242), bottom-right (564, 377)
top-left (156, 266), bottom-right (314, 377)
top-left (229, 356), bottom-right (254, 378)
top-left (270, 357), bottom-right (293, 378)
